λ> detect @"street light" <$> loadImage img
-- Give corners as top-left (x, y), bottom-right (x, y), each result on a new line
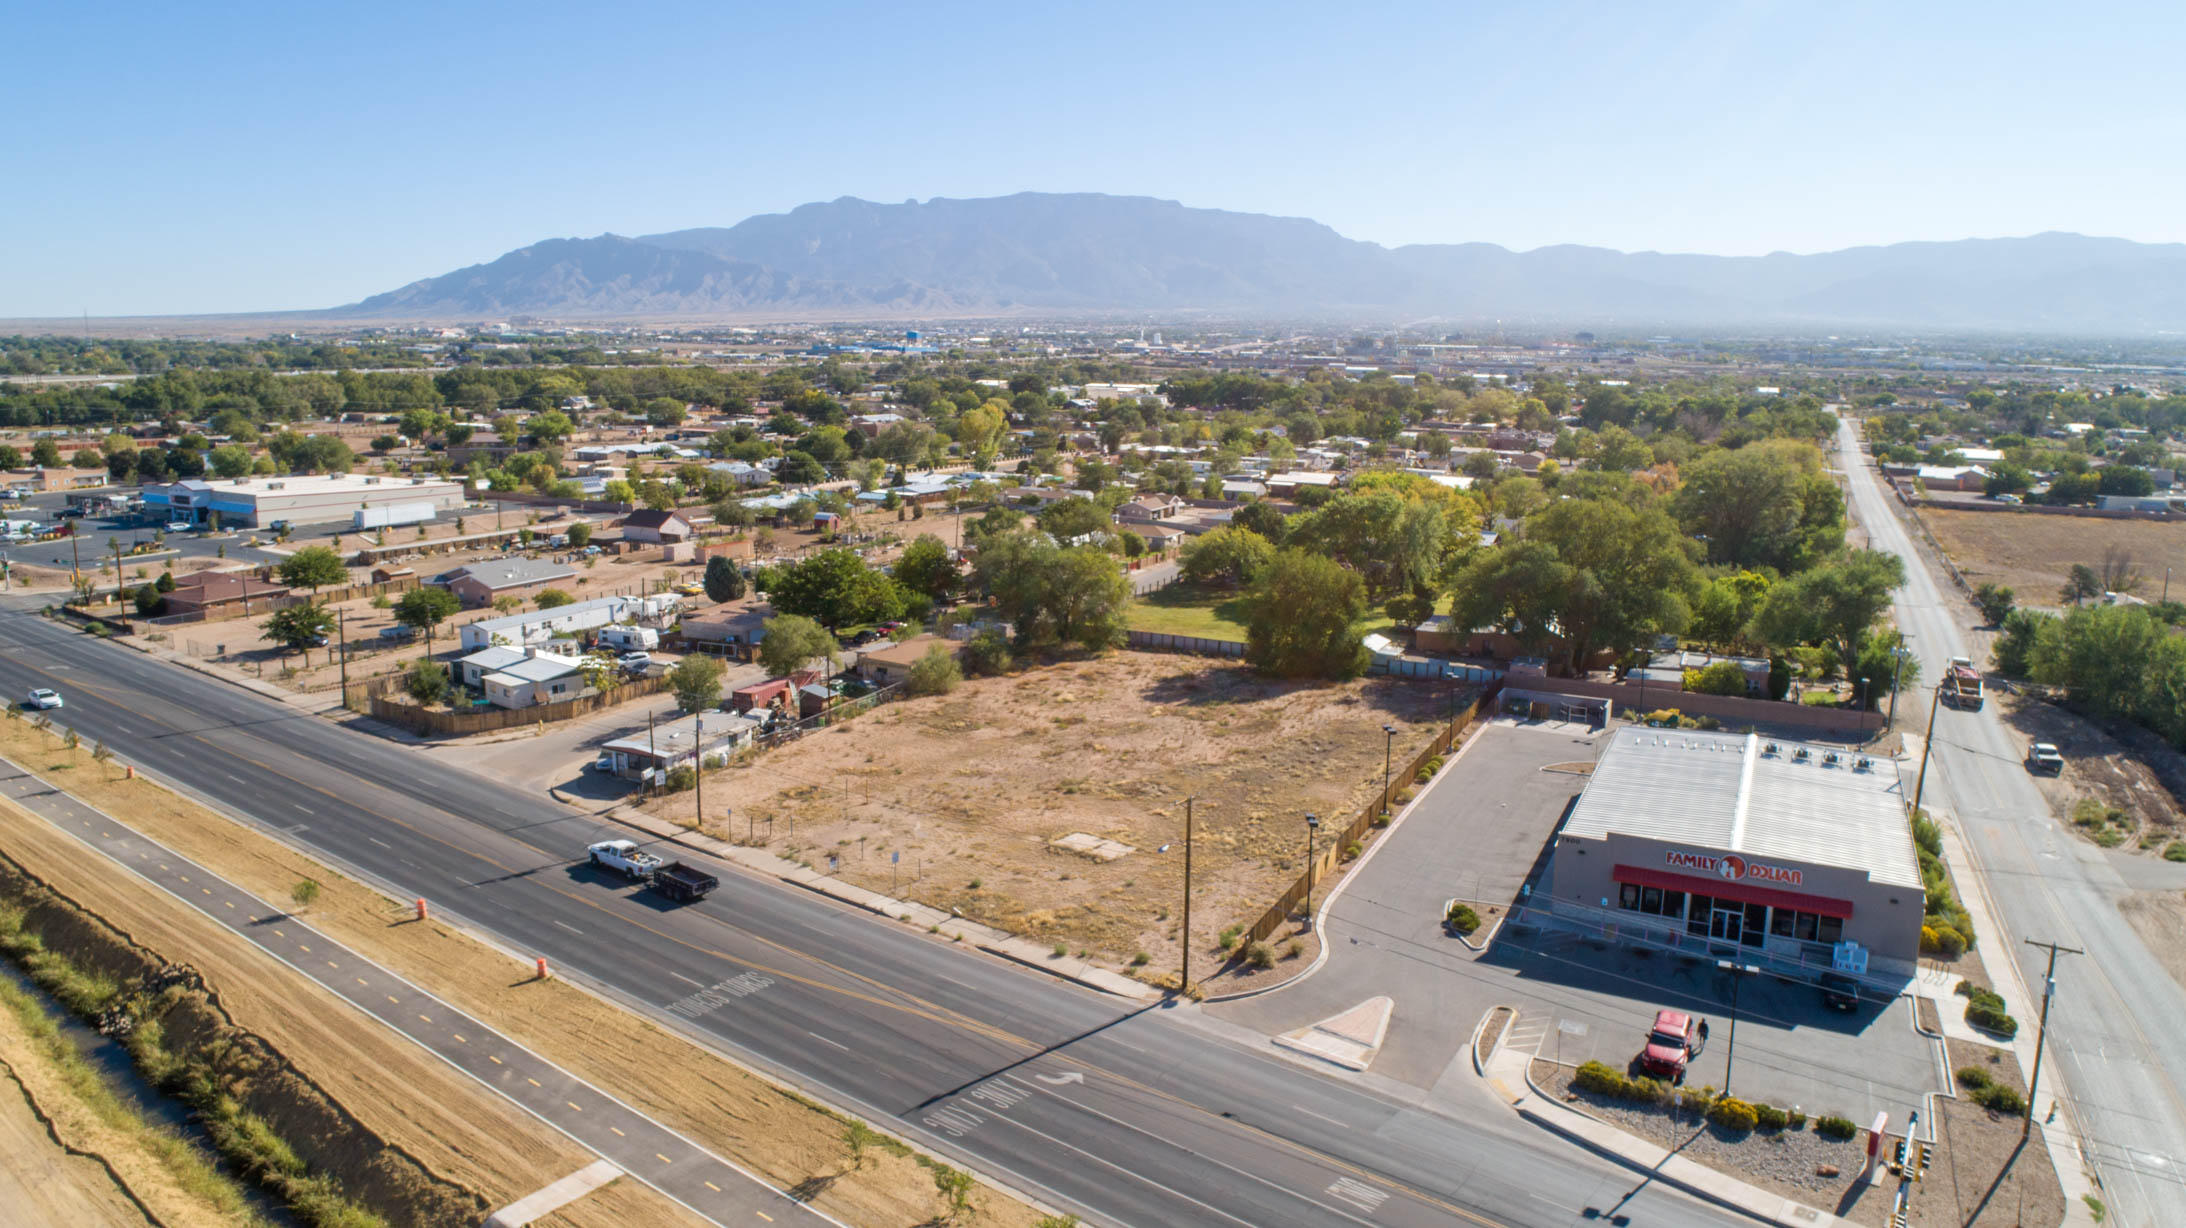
top-left (1381, 724), bottom-right (1397, 818)
top-left (1887, 641), bottom-right (1911, 732)
top-left (1179, 797), bottom-right (1195, 999)
top-left (1303, 814), bottom-right (1322, 925)
top-left (1715, 959), bottom-right (1759, 1099)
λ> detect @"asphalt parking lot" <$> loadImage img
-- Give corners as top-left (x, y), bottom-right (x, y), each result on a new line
top-left (1211, 718), bottom-right (1945, 1127)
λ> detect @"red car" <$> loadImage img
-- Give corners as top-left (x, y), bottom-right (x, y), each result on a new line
top-left (1638, 1008), bottom-right (1707, 1081)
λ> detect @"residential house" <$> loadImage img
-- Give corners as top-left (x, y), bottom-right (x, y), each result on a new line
top-left (1122, 522), bottom-right (1187, 554)
top-left (854, 635), bottom-right (957, 686)
top-left (1115, 494), bottom-right (1184, 523)
top-left (729, 669), bottom-right (822, 714)
top-left (480, 651), bottom-right (590, 709)
top-left (441, 558), bottom-right (578, 608)
top-left (457, 593), bottom-right (679, 651)
top-left (620, 509), bottom-right (694, 543)
top-left (161, 571), bottom-right (292, 616)
top-left (1265, 471), bottom-right (1343, 498)
top-left (453, 644), bottom-right (529, 689)
top-left (596, 711), bottom-right (764, 779)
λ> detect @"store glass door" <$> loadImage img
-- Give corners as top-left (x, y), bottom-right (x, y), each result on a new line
top-left (1709, 903), bottom-right (1743, 943)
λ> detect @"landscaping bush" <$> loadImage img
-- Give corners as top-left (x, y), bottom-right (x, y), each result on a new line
top-left (1955, 1065), bottom-right (1993, 1091)
top-left (1678, 1085), bottom-right (1715, 1117)
top-left (1958, 984), bottom-right (2019, 1037)
top-left (1708, 1097), bottom-right (1759, 1132)
top-left (1751, 1102), bottom-right (1789, 1131)
top-left (1785, 1108), bottom-right (1807, 1130)
top-left (1911, 811), bottom-right (1943, 858)
top-left (1215, 924), bottom-right (1241, 952)
top-left (2167, 841), bottom-right (2186, 863)
top-left (1921, 923), bottom-right (1967, 957)
top-left (1446, 902), bottom-right (1480, 934)
top-left (662, 765), bottom-right (697, 792)
top-left (1972, 1083), bottom-right (2026, 1115)
top-left (1815, 1115), bottom-right (1859, 1141)
top-left (1245, 941), bottom-right (1274, 970)
top-left (1416, 755), bottom-right (1445, 783)
top-left (1570, 1061), bottom-right (1668, 1106)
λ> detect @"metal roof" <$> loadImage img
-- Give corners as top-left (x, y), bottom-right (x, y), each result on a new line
top-left (1562, 727), bottom-right (1921, 890)
top-left (449, 558), bottom-right (576, 589)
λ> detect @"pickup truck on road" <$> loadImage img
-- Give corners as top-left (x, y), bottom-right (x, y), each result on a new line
top-left (585, 840), bottom-right (720, 902)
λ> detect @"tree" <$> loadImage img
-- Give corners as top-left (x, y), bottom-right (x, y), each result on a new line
top-left (703, 555), bottom-right (747, 603)
top-left (1688, 571), bottom-right (1773, 650)
top-left (1287, 491), bottom-right (1448, 599)
top-left (209, 444), bottom-right (254, 479)
top-left (961, 629), bottom-right (1012, 676)
top-left (289, 878), bottom-right (321, 914)
top-left (1518, 498), bottom-right (1700, 671)
top-left (1973, 583), bottom-right (2016, 626)
top-left (759, 614), bottom-right (840, 677)
top-left (1684, 660), bottom-right (1750, 696)
top-left (566, 521), bottom-right (592, 549)
top-left (532, 589), bottom-right (573, 610)
top-left (0, 445), bottom-right (19, 469)
top-left (261, 601), bottom-right (332, 656)
top-left (393, 586), bottom-right (461, 650)
top-left (1180, 526), bottom-right (1275, 588)
top-left (667, 655), bottom-right (725, 713)
top-left (1983, 463), bottom-right (2033, 497)
top-left (769, 549), bottom-right (903, 628)
top-left (1749, 549), bottom-right (1906, 680)
top-left (906, 645), bottom-right (963, 696)
top-left (2046, 471), bottom-right (2102, 506)
top-left (2030, 604), bottom-right (2166, 721)
top-left (525, 410), bottom-right (576, 445)
top-left (972, 531), bottom-right (1132, 653)
top-left (403, 657), bottom-right (450, 704)
top-left (2099, 465), bottom-right (2155, 498)
top-left (1231, 500), bottom-right (1288, 544)
top-left (277, 544), bottom-right (347, 594)
top-left (132, 582), bottom-right (162, 616)
top-left (893, 535), bottom-right (956, 601)
top-left (776, 451), bottom-right (827, 485)
top-left (31, 438), bottom-right (61, 468)
top-left (2061, 563), bottom-right (2104, 605)
top-left (1673, 442), bottom-right (1814, 570)
top-left (1244, 549), bottom-right (1369, 679)
top-left (1037, 496), bottom-right (1110, 542)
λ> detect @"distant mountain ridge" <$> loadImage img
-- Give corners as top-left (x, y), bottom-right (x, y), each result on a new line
top-left (335, 193), bottom-right (2186, 332)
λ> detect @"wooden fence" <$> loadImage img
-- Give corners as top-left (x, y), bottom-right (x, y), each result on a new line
top-left (353, 674), bottom-right (669, 737)
top-left (145, 574), bottom-right (423, 626)
top-left (1237, 682), bottom-right (1501, 949)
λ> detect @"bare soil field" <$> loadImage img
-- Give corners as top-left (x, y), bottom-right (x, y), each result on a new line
top-left (2000, 694), bottom-right (2186, 854)
top-left (1921, 507), bottom-right (2186, 602)
top-left (666, 651), bottom-right (1453, 971)
top-left (0, 718), bottom-right (1042, 1228)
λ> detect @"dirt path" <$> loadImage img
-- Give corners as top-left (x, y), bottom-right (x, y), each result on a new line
top-left (0, 1019), bottom-right (164, 1228)
top-left (0, 720), bottom-right (1041, 1228)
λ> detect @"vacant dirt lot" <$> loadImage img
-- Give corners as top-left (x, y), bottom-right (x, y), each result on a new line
top-left (0, 719), bottom-right (1040, 1228)
top-left (2002, 694), bottom-right (2186, 854)
top-left (1921, 507), bottom-right (2186, 602)
top-left (667, 652), bottom-right (1454, 970)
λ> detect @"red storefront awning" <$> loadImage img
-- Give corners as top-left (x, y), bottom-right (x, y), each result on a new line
top-left (1612, 865), bottom-right (1854, 919)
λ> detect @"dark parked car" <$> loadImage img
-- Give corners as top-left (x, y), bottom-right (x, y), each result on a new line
top-left (1819, 973), bottom-right (1861, 1012)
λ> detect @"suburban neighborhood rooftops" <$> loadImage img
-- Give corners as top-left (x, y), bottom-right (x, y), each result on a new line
top-left (486, 653), bottom-right (587, 684)
top-left (622, 509), bottom-right (690, 530)
top-left (1561, 727), bottom-right (1921, 890)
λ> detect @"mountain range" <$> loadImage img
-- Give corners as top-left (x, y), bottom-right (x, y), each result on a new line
top-left (337, 193), bottom-right (2186, 333)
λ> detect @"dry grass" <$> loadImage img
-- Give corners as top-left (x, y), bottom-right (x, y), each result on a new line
top-left (1921, 508), bottom-right (2186, 602)
top-left (662, 651), bottom-right (1451, 971)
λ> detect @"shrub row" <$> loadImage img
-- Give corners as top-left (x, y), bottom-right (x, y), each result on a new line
top-left (1815, 1115), bottom-right (1859, 1140)
top-left (1571, 1061), bottom-right (1810, 1135)
top-left (1956, 983), bottom-right (2019, 1038)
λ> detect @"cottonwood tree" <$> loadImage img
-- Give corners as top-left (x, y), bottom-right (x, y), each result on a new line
top-left (278, 545), bottom-right (348, 595)
top-left (758, 614), bottom-right (840, 677)
top-left (667, 655), bottom-right (725, 713)
top-left (1750, 549), bottom-right (1907, 681)
top-left (1243, 549), bottom-right (1368, 679)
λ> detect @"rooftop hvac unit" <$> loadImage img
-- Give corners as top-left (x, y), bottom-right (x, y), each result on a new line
top-left (1823, 751), bottom-right (1841, 766)
top-left (1794, 747), bottom-right (1812, 761)
top-left (1763, 742), bottom-right (1781, 756)
top-left (1855, 757), bottom-right (1874, 771)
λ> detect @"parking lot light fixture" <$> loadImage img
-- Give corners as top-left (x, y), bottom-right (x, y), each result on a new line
top-left (1715, 960), bottom-right (1759, 1099)
top-left (1304, 813), bottom-right (1322, 924)
top-left (1381, 724), bottom-right (1397, 817)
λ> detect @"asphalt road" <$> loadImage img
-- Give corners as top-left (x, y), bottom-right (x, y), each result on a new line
top-left (1839, 416), bottom-right (2186, 1225)
top-left (0, 604), bottom-right (1746, 1228)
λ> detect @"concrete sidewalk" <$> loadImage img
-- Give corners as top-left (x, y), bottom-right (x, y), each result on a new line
top-left (1481, 1031), bottom-right (1855, 1228)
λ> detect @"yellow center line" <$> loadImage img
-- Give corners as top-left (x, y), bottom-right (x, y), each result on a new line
top-left (354, 977), bottom-right (367, 986)
top-left (488, 1056), bottom-right (502, 1065)
top-left (704, 1180), bottom-right (721, 1192)
top-left (566, 1100), bottom-right (581, 1111)
top-left (755, 1212), bottom-right (772, 1223)
top-left (452, 1034), bottom-right (466, 1043)
top-left (386, 995), bottom-right (399, 1004)
top-left (527, 1077), bottom-right (540, 1087)
top-left (656, 1153), bottom-right (672, 1165)
top-left (609, 1126), bottom-right (624, 1137)
top-left (418, 1014), bottom-right (432, 1024)
top-left (224, 900), bottom-right (234, 908)
top-left (299, 944), bottom-right (310, 953)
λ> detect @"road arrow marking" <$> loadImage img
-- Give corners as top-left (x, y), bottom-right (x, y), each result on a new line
top-left (1035, 1071), bottom-right (1085, 1086)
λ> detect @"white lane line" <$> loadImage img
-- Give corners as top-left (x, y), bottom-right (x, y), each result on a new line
top-left (295, 804), bottom-right (315, 815)
top-left (669, 971), bottom-right (705, 987)
top-left (368, 836), bottom-right (392, 848)
top-left (553, 920), bottom-right (583, 935)
top-left (805, 1030), bottom-right (850, 1053)
top-left (1291, 1104), bottom-right (1348, 1129)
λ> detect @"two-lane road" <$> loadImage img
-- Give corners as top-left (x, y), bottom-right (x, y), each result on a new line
top-left (1839, 417), bottom-right (2186, 1225)
top-left (0, 604), bottom-right (1740, 1228)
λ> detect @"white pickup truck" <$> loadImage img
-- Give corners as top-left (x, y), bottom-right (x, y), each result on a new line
top-left (587, 839), bottom-right (663, 879)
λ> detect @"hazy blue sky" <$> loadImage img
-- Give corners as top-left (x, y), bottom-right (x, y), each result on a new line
top-left (5, 1), bottom-right (2177, 317)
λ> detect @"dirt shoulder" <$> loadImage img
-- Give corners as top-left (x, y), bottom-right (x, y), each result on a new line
top-left (0, 719), bottom-right (1043, 1228)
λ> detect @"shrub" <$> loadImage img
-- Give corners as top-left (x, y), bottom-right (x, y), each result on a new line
top-left (1129, 951), bottom-right (1148, 967)
top-left (1921, 923), bottom-right (1967, 957)
top-left (1911, 811), bottom-right (1943, 858)
top-left (1751, 1102), bottom-right (1789, 1131)
top-left (1215, 925), bottom-right (1241, 952)
top-left (1708, 1097), bottom-right (1759, 1132)
top-left (906, 645), bottom-right (963, 696)
top-left (1416, 755), bottom-right (1445, 783)
top-left (1815, 1115), bottom-right (1859, 1141)
top-left (1678, 1085), bottom-right (1715, 1116)
top-left (1341, 841), bottom-right (1363, 861)
top-left (2167, 841), bottom-right (2186, 863)
top-left (662, 765), bottom-right (697, 792)
top-left (1446, 902), bottom-right (1481, 934)
top-left (1051, 942), bottom-right (1068, 958)
top-left (1245, 942), bottom-right (1274, 969)
top-left (1966, 1000), bottom-right (2019, 1037)
top-left (1785, 1108), bottom-right (1807, 1130)
top-left (1972, 1083), bottom-right (2026, 1114)
top-left (1573, 1060), bottom-right (1624, 1096)
top-left (1955, 1065), bottom-right (1993, 1091)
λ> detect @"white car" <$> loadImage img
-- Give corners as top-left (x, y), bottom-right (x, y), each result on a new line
top-left (618, 651), bottom-right (652, 671)
top-left (25, 689), bottom-right (62, 710)
top-left (165, 520), bottom-right (194, 533)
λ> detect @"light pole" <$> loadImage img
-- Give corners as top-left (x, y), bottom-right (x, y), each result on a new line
top-left (1180, 796), bottom-right (1194, 997)
top-left (2023, 938), bottom-right (2084, 1140)
top-left (1887, 642), bottom-right (1910, 732)
top-left (1381, 724), bottom-right (1397, 818)
top-left (1303, 813), bottom-right (1322, 925)
top-left (1715, 959), bottom-right (1758, 1099)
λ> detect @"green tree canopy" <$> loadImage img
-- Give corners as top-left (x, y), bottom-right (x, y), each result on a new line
top-left (906, 645), bottom-right (963, 696)
top-left (261, 601), bottom-right (332, 655)
top-left (769, 548), bottom-right (904, 628)
top-left (393, 585), bottom-right (461, 648)
top-left (277, 544), bottom-right (347, 594)
top-left (1286, 489), bottom-right (1448, 599)
top-left (1179, 525), bottom-right (1275, 588)
top-left (1749, 549), bottom-right (1906, 679)
top-left (703, 555), bottom-right (747, 603)
top-left (1672, 440), bottom-right (1841, 571)
top-left (667, 654), bottom-right (725, 713)
top-left (971, 530), bottom-right (1131, 653)
top-left (892, 535), bottom-right (956, 601)
top-left (1243, 549), bottom-right (1369, 679)
top-left (758, 613), bottom-right (840, 677)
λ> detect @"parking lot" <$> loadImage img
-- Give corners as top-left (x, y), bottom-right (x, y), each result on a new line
top-left (1211, 719), bottom-right (1945, 1126)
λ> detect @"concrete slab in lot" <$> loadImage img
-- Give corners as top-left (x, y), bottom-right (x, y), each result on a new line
top-left (1211, 718), bottom-right (1944, 1131)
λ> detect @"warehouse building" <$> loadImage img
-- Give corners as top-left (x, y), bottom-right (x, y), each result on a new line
top-left (143, 473), bottom-right (464, 529)
top-left (1539, 727), bottom-right (1924, 981)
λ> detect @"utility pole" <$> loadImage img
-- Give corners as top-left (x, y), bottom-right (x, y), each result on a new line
top-left (1887, 642), bottom-right (1910, 732)
top-left (647, 709), bottom-right (657, 795)
top-left (2023, 938), bottom-right (2084, 1140)
top-left (1911, 681), bottom-right (1942, 818)
top-left (1381, 724), bottom-right (1397, 818)
top-left (1303, 813), bottom-right (1321, 924)
top-left (693, 709), bottom-right (704, 827)
top-left (336, 606), bottom-right (349, 696)
top-left (1181, 797), bottom-right (1194, 997)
